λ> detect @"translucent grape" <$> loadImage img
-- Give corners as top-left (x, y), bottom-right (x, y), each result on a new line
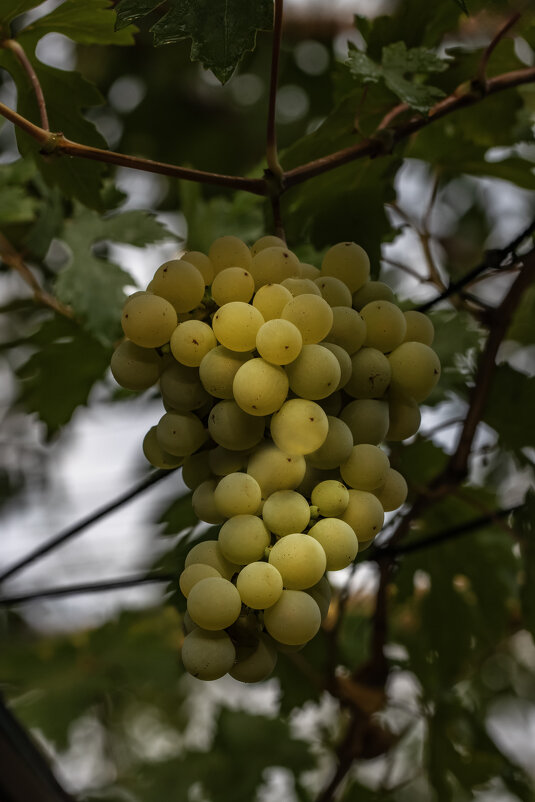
top-left (110, 340), bottom-right (162, 391)
top-left (311, 480), bottom-right (349, 517)
top-left (192, 479), bottom-right (226, 524)
top-left (321, 242), bottom-right (370, 292)
top-left (150, 259), bottom-right (205, 313)
top-left (327, 306), bottom-right (367, 354)
top-left (352, 280), bottom-right (395, 310)
top-left (373, 468), bottom-right (408, 511)
top-left (271, 399), bottom-right (329, 456)
top-left (314, 276), bottom-right (352, 307)
top-left (402, 310), bottom-right (434, 345)
top-left (262, 490), bottom-right (310, 536)
top-left (211, 267), bottom-right (255, 306)
top-left (182, 450), bottom-right (212, 490)
top-left (281, 294), bottom-right (333, 344)
top-left (213, 472), bottom-right (262, 517)
top-left (208, 400), bottom-right (265, 450)
top-left (252, 283), bottom-right (293, 321)
top-left (121, 294), bottom-right (177, 348)
top-left (236, 562), bottom-right (283, 609)
top-left (308, 518), bottom-right (358, 570)
top-left (268, 533), bottom-right (326, 590)
top-left (247, 442), bottom-right (306, 497)
top-left (218, 514), bottom-right (271, 564)
top-left (170, 320), bottom-right (217, 367)
top-left (250, 246), bottom-right (300, 288)
top-left (156, 411), bottom-right (206, 456)
top-left (285, 345), bottom-right (341, 400)
top-left (199, 346), bottom-right (251, 399)
top-left (299, 262), bottom-right (321, 280)
top-left (361, 300), bottom-right (407, 353)
top-left (185, 539), bottom-right (237, 580)
top-left (281, 277), bottom-right (322, 297)
top-left (233, 358), bottom-right (289, 416)
top-left (340, 489), bottom-right (384, 542)
top-left (160, 362), bottom-right (210, 411)
top-left (320, 342), bottom-right (352, 389)
top-left (250, 235), bottom-right (287, 256)
top-left (187, 576), bottom-right (242, 630)
top-left (340, 444), bottom-right (390, 491)
top-left (230, 635), bottom-right (278, 683)
top-left (179, 563), bottom-right (221, 597)
top-left (345, 347), bottom-right (391, 399)
top-left (209, 235), bottom-right (252, 274)
top-left (208, 446), bottom-right (249, 476)
top-left (306, 575), bottom-right (331, 622)
top-left (181, 629), bottom-right (236, 680)
top-left (386, 392), bottom-right (421, 441)
top-left (340, 399), bottom-right (389, 445)
top-left (180, 250), bottom-right (214, 285)
top-left (263, 590), bottom-right (321, 645)
top-left (256, 319), bottom-right (303, 365)
top-left (212, 301), bottom-right (264, 352)
top-left (142, 426), bottom-right (184, 469)
top-left (307, 415), bottom-right (353, 470)
top-left (388, 342), bottom-right (441, 401)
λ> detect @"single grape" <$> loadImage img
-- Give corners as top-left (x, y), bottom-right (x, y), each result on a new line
top-left (252, 283), bottom-right (293, 321)
top-left (271, 399), bottom-right (329, 456)
top-left (150, 260), bottom-right (205, 313)
top-left (361, 300), bottom-right (407, 353)
top-left (285, 345), bottom-right (341, 400)
top-left (340, 399), bottom-right (389, 445)
top-left (307, 415), bottom-right (353, 470)
top-left (209, 235), bottom-right (252, 274)
top-left (179, 563), bottom-right (221, 597)
top-left (160, 362), bottom-right (211, 411)
top-left (263, 590), bottom-right (321, 645)
top-left (262, 490), bottom-right (310, 536)
top-left (314, 276), bottom-right (352, 307)
top-left (181, 628), bottom-right (236, 680)
top-left (268, 533), bottom-right (326, 590)
top-left (249, 246), bottom-right (300, 288)
top-left (281, 294), bottom-right (333, 344)
top-left (185, 539), bottom-right (238, 580)
top-left (306, 576), bottom-right (331, 621)
top-left (388, 341), bottom-right (441, 401)
top-left (121, 294), bottom-right (177, 348)
top-left (340, 444), bottom-right (390, 491)
top-left (180, 250), bottom-right (214, 285)
top-left (308, 518), bottom-right (358, 571)
top-left (345, 347), bottom-right (391, 399)
top-left (230, 634), bottom-right (278, 683)
top-left (320, 343), bottom-right (352, 389)
top-left (402, 310), bottom-right (434, 345)
top-left (208, 446), bottom-right (249, 477)
top-left (142, 426), bottom-right (184, 469)
top-left (192, 479), bottom-right (226, 524)
top-left (213, 472), bottom-right (262, 517)
top-left (352, 280), bottom-right (395, 310)
top-left (187, 576), bottom-right (242, 630)
top-left (327, 306), bottom-right (367, 354)
top-left (199, 346), bottom-right (251, 399)
top-left (182, 450), bottom-right (212, 490)
top-left (256, 319), bottom-right (303, 365)
top-left (110, 340), bottom-right (162, 391)
top-left (212, 301), bottom-right (264, 352)
top-left (321, 242), bottom-right (370, 292)
top-left (296, 463), bottom-right (339, 498)
top-left (311, 480), bottom-right (349, 517)
top-left (236, 561), bottom-right (284, 609)
top-left (247, 442), bottom-right (306, 497)
top-left (299, 263), bottom-right (321, 279)
top-left (373, 468), bottom-right (408, 511)
top-left (281, 277), bottom-right (322, 297)
top-left (250, 235), bottom-right (287, 256)
top-left (387, 391), bottom-right (421, 441)
top-left (211, 267), bottom-right (255, 306)
top-left (218, 514), bottom-right (271, 564)
top-left (340, 489), bottom-right (384, 542)
top-left (156, 411), bottom-right (207, 456)
top-left (208, 400), bottom-right (265, 450)
top-left (233, 358), bottom-right (289, 416)
top-left (170, 320), bottom-right (217, 367)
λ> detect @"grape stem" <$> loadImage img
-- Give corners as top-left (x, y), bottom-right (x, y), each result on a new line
top-left (0, 38), bottom-right (49, 130)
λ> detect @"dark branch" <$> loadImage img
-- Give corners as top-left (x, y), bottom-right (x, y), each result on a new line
top-left (0, 573), bottom-right (174, 606)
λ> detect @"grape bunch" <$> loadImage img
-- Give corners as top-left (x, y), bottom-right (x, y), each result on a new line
top-left (111, 235), bottom-right (440, 683)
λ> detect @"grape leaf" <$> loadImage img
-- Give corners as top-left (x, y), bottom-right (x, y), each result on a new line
top-left (482, 365), bottom-right (535, 455)
top-left (20, 0), bottom-right (136, 46)
top-left (507, 284), bottom-right (535, 344)
top-left (0, 0), bottom-right (42, 27)
top-left (157, 493), bottom-right (198, 535)
top-left (517, 492), bottom-right (535, 640)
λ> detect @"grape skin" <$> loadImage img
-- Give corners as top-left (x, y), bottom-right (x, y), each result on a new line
top-left (187, 576), bottom-right (242, 630)
top-left (236, 562), bottom-right (283, 609)
top-left (150, 259), bottom-right (205, 313)
top-left (230, 635), bottom-right (278, 683)
top-left (403, 310), bottom-right (434, 345)
top-left (192, 479), bottom-right (226, 524)
top-left (340, 489), bottom-right (385, 542)
top-left (170, 320), bottom-right (217, 367)
top-left (142, 426), bottom-right (184, 470)
top-left (361, 300), bottom-right (407, 353)
top-left (373, 468), bottom-right (408, 511)
top-left (311, 480), bottom-right (349, 517)
top-left (232, 358), bottom-right (289, 415)
top-left (340, 444), bottom-right (390, 492)
top-left (218, 514), bottom-right (271, 565)
top-left (156, 411), bottom-right (207, 457)
top-left (321, 242), bottom-right (370, 292)
top-left (199, 346), bottom-right (251, 399)
top-left (208, 400), bottom-right (266, 451)
top-left (263, 589), bottom-right (321, 645)
top-left (388, 342), bottom-right (441, 402)
top-left (271, 399), bottom-right (329, 456)
top-left (308, 518), bottom-right (358, 571)
top-left (208, 235), bottom-right (252, 274)
top-left (121, 294), bottom-right (177, 348)
top-left (352, 280), bottom-right (395, 309)
top-left (281, 294), bottom-right (334, 344)
top-left (182, 451), bottom-right (212, 490)
top-left (252, 283), bottom-right (293, 321)
top-left (212, 301), bottom-right (264, 352)
top-left (247, 442), bottom-right (306, 497)
top-left (268, 533), bottom-right (327, 590)
top-left (111, 340), bottom-right (162, 391)
top-left (185, 540), bottom-right (238, 580)
top-left (327, 306), bottom-right (367, 354)
top-left (262, 490), bottom-right (311, 536)
top-left (213, 473), bottom-right (262, 517)
top-left (179, 563), bottom-right (221, 597)
top-left (340, 399), bottom-right (389, 445)
top-left (181, 629), bottom-right (236, 681)
top-left (285, 345), bottom-right (341, 400)
top-left (211, 267), bottom-right (255, 306)
top-left (345, 347), bottom-right (392, 400)
top-left (307, 415), bottom-right (353, 470)
top-left (256, 319), bottom-right (303, 365)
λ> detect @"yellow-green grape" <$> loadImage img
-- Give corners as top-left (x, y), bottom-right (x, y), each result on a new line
top-left (299, 262), bottom-right (321, 280)
top-left (208, 400), bottom-right (265, 450)
top-left (262, 490), bottom-right (310, 536)
top-left (110, 340), bottom-right (162, 391)
top-left (311, 480), bottom-right (349, 517)
top-left (156, 411), bottom-right (207, 456)
top-left (402, 310), bottom-right (435, 346)
top-left (307, 415), bottom-right (353, 470)
top-left (187, 576), bottom-right (242, 630)
top-left (285, 345), bottom-right (341, 400)
top-left (218, 514), bottom-right (271, 564)
top-left (327, 306), bottom-right (367, 354)
top-left (263, 589), bottom-right (321, 645)
top-left (387, 391), bottom-right (421, 441)
top-left (185, 539), bottom-right (238, 580)
top-left (170, 320), bottom-right (217, 367)
top-left (252, 283), bottom-right (293, 321)
top-left (236, 562), bottom-right (283, 609)
top-left (308, 518), bottom-right (358, 571)
top-left (340, 489), bottom-right (384, 542)
top-left (373, 468), bottom-right (408, 511)
top-left (247, 442), bottom-right (306, 497)
top-left (211, 267), bottom-right (255, 306)
top-left (232, 358), bottom-right (289, 416)
top-left (340, 399), bottom-right (389, 445)
top-left (357, 538), bottom-right (375, 552)
top-left (208, 446), bottom-right (248, 476)
top-left (214, 472), bottom-right (262, 517)
top-left (180, 250), bottom-right (214, 285)
top-left (321, 242), bottom-right (370, 293)
top-left (361, 300), bottom-right (407, 353)
top-left (182, 450), bottom-right (212, 490)
top-left (271, 399), bottom-right (329, 456)
top-left (249, 247), bottom-right (300, 288)
top-left (250, 235), bottom-right (286, 256)
top-left (256, 319), bottom-right (303, 366)
top-left (199, 346), bottom-right (251, 399)
top-left (208, 235), bottom-right (252, 274)
top-left (281, 294), bottom-right (333, 344)
top-left (230, 634), bottom-right (278, 683)
top-left (340, 444), bottom-right (390, 492)
top-left (388, 342), bottom-right (441, 402)
top-left (212, 301), bottom-right (264, 352)
top-left (306, 576), bottom-right (331, 621)
top-left (314, 276), bottom-right (352, 307)
top-left (150, 260), bottom-right (205, 313)
top-left (296, 463), bottom-right (338, 498)
top-left (318, 391), bottom-right (343, 417)
top-left (179, 563), bottom-right (221, 598)
top-left (142, 426), bottom-right (184, 469)
top-left (122, 290), bottom-right (149, 308)
top-left (192, 479), bottom-right (226, 524)
top-left (181, 629), bottom-right (236, 680)
top-left (281, 277), bottom-right (322, 297)
top-left (269, 533), bottom-right (326, 590)
top-left (352, 280), bottom-right (395, 310)
top-left (160, 362), bottom-right (211, 411)
top-left (121, 293), bottom-right (177, 348)
top-left (320, 343), bottom-right (352, 390)
top-left (345, 347), bottom-right (392, 399)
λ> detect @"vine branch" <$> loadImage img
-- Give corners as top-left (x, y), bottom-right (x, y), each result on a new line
top-left (0, 573), bottom-right (174, 606)
top-left (476, 11), bottom-right (522, 87)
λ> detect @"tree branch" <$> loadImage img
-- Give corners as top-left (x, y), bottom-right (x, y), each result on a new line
top-left (0, 39), bottom-right (49, 130)
top-left (476, 11), bottom-right (522, 87)
top-left (0, 573), bottom-right (174, 606)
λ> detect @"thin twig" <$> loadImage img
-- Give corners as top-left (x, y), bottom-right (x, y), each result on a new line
top-left (1, 39), bottom-right (49, 130)
top-left (476, 12), bottom-right (522, 87)
top-left (0, 573), bottom-right (175, 606)
top-left (382, 257), bottom-right (430, 283)
top-left (377, 102), bottom-right (410, 131)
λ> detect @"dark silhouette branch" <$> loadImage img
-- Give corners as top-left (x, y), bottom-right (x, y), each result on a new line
top-left (0, 573), bottom-right (174, 606)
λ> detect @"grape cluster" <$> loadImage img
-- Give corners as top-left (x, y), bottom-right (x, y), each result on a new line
top-left (111, 235), bottom-right (440, 683)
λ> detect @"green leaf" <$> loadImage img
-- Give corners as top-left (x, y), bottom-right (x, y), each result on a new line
top-left (483, 365), bottom-right (535, 456)
top-left (0, 185), bottom-right (37, 224)
top-left (114, 0), bottom-right (164, 29)
top-left (507, 283), bottom-right (535, 344)
top-left (157, 493), bottom-right (198, 535)
top-left (426, 309), bottom-right (484, 404)
top-left (180, 182), bottom-right (264, 252)
top-left (0, 0), bottom-right (42, 27)
top-left (518, 491), bottom-right (535, 639)
top-left (21, 0), bottom-right (136, 46)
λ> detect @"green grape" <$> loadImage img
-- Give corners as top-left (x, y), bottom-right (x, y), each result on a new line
top-left (226, 611), bottom-right (262, 656)
top-left (182, 450), bottom-right (212, 490)
top-left (247, 442), bottom-right (306, 497)
top-left (218, 514), bottom-right (271, 564)
top-left (281, 294), bottom-right (333, 344)
top-left (299, 262), bottom-right (321, 280)
top-left (142, 426), bottom-right (184, 469)
top-left (236, 562), bottom-right (283, 609)
top-left (181, 628), bottom-right (236, 680)
top-left (160, 362), bottom-right (211, 411)
top-left (340, 489), bottom-right (384, 542)
top-left (340, 444), bottom-right (390, 491)
top-left (199, 346), bottom-right (251, 399)
top-left (388, 342), bottom-right (441, 402)
top-left (296, 463), bottom-right (339, 498)
top-left (345, 347), bottom-right (392, 399)
top-left (212, 301), bottom-right (264, 352)
top-left (211, 267), bottom-right (255, 306)
top-left (179, 563), bottom-right (221, 597)
top-left (249, 246), bottom-right (300, 288)
top-left (318, 391), bottom-right (343, 417)
top-left (311, 480), bottom-right (349, 517)
top-left (352, 280), bottom-right (395, 310)
top-left (308, 518), bottom-right (358, 571)
top-left (327, 306), bottom-right (367, 354)
top-left (170, 320), bottom-right (217, 367)
top-left (208, 400), bottom-right (265, 450)
top-left (307, 415), bottom-right (353, 470)
top-left (262, 490), bottom-right (310, 536)
top-left (110, 340), bottom-right (162, 391)
top-left (230, 634), bottom-right (278, 683)
top-left (256, 319), bottom-right (303, 365)
top-left (281, 277), bottom-right (322, 297)
top-left (150, 259), bottom-right (205, 313)
top-left (122, 290), bottom-right (149, 308)
top-left (373, 468), bottom-right (408, 511)
top-left (180, 250), bottom-right (214, 285)
top-left (192, 479), bottom-right (226, 524)
top-left (208, 446), bottom-right (249, 476)
top-left (320, 343), bottom-right (352, 389)
top-left (340, 399), bottom-right (389, 445)
top-left (185, 539), bottom-right (237, 580)
top-left (361, 300), bottom-right (407, 353)
top-left (268, 533), bottom-right (326, 590)
top-left (306, 576), bottom-right (331, 621)
top-left (321, 242), bottom-right (370, 292)
top-left (250, 235), bottom-right (287, 256)
top-left (232, 358), bottom-right (289, 416)
top-left (402, 310), bottom-right (434, 345)
top-left (263, 589), bottom-right (321, 645)
top-left (285, 345), bottom-right (341, 400)
top-left (121, 293), bottom-right (177, 348)
top-left (209, 235), bottom-right (252, 274)
top-left (314, 276), bottom-right (352, 307)
top-left (252, 283), bottom-right (293, 321)
top-left (187, 576), bottom-right (242, 630)
top-left (156, 411), bottom-right (207, 456)
top-left (271, 399), bottom-right (329, 456)
top-left (386, 391), bottom-right (421, 440)
top-left (214, 472), bottom-right (262, 517)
